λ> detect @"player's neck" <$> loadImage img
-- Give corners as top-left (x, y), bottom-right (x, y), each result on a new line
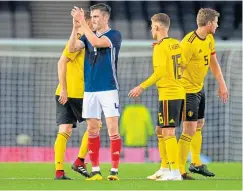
top-left (195, 28), bottom-right (208, 39)
top-left (97, 25), bottom-right (110, 34)
top-left (156, 33), bottom-right (168, 42)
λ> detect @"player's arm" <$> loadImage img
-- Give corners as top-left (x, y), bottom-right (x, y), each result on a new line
top-left (68, 18), bottom-right (85, 52)
top-left (72, 7), bottom-right (111, 48)
top-left (210, 54), bottom-right (228, 103)
top-left (139, 48), bottom-right (167, 89)
top-left (128, 47), bottom-right (166, 98)
top-left (57, 55), bottom-right (70, 105)
top-left (80, 18), bottom-right (110, 48)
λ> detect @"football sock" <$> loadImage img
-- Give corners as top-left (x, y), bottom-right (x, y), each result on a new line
top-left (110, 134), bottom-right (121, 169)
top-left (158, 135), bottom-right (169, 168)
top-left (178, 133), bottom-right (192, 174)
top-left (78, 130), bottom-right (88, 159)
top-left (164, 136), bottom-right (178, 170)
top-left (191, 127), bottom-right (202, 166)
top-left (54, 132), bottom-right (70, 170)
top-left (88, 133), bottom-right (100, 167)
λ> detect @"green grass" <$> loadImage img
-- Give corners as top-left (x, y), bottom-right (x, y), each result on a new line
top-left (0, 163), bottom-right (242, 190)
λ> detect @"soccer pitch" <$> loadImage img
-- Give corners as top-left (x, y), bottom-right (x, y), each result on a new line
top-left (0, 163), bottom-right (242, 190)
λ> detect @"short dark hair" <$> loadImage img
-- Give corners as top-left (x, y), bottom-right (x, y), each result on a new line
top-left (90, 3), bottom-right (111, 16)
top-left (84, 10), bottom-right (91, 20)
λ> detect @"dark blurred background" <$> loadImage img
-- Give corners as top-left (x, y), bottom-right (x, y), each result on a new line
top-left (0, 1), bottom-right (242, 40)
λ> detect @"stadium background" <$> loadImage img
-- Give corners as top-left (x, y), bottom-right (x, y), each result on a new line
top-left (0, 1), bottom-right (242, 165)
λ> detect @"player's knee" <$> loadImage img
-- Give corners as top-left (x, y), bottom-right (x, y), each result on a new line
top-left (197, 119), bottom-right (205, 128)
top-left (87, 119), bottom-right (100, 134)
top-left (156, 126), bottom-right (162, 136)
top-left (182, 121), bottom-right (197, 136)
top-left (58, 124), bottom-right (72, 136)
top-left (106, 117), bottom-right (119, 136)
top-left (108, 125), bottom-right (119, 136)
top-left (87, 125), bottom-right (99, 134)
top-left (162, 128), bottom-right (175, 137)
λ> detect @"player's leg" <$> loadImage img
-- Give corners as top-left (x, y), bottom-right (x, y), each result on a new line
top-left (190, 90), bottom-right (205, 166)
top-left (99, 90), bottom-right (121, 181)
top-left (77, 120), bottom-right (102, 159)
top-left (54, 96), bottom-right (76, 180)
top-left (54, 124), bottom-right (72, 180)
top-left (70, 98), bottom-right (99, 178)
top-left (86, 118), bottom-right (103, 180)
top-left (73, 120), bottom-right (102, 177)
top-left (156, 127), bottom-right (169, 171)
top-left (156, 100), bottom-right (182, 181)
top-left (147, 105), bottom-right (169, 180)
top-left (178, 93), bottom-right (200, 180)
top-left (82, 92), bottom-right (103, 180)
top-left (189, 91), bottom-right (215, 177)
top-left (190, 119), bottom-right (204, 166)
top-left (147, 126), bottom-right (169, 180)
top-left (106, 116), bottom-right (121, 180)
top-left (72, 129), bottom-right (89, 177)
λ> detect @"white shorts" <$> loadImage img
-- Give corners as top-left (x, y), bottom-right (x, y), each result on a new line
top-left (82, 90), bottom-right (120, 119)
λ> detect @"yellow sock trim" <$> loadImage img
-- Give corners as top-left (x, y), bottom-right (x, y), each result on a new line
top-left (54, 132), bottom-right (70, 170)
top-left (164, 136), bottom-right (178, 170)
top-left (158, 135), bottom-right (169, 168)
top-left (78, 130), bottom-right (88, 159)
top-left (178, 133), bottom-right (192, 174)
top-left (191, 127), bottom-right (202, 166)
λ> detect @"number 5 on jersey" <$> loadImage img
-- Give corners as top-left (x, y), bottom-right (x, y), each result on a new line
top-left (204, 55), bottom-right (209, 66)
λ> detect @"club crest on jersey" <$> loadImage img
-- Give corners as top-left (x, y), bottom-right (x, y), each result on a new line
top-left (188, 111), bottom-right (193, 117)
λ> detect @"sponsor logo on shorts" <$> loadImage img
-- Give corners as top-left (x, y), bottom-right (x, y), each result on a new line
top-left (169, 119), bottom-right (175, 124)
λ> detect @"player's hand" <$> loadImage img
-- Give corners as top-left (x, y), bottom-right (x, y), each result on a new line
top-left (73, 18), bottom-right (81, 28)
top-left (71, 6), bottom-right (84, 23)
top-left (151, 42), bottom-right (157, 48)
top-left (58, 90), bottom-right (68, 105)
top-left (128, 86), bottom-right (144, 98)
top-left (218, 82), bottom-right (229, 104)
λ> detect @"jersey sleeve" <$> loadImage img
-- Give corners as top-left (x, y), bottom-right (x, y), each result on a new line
top-left (104, 30), bottom-right (122, 48)
top-left (80, 35), bottom-right (87, 48)
top-left (62, 42), bottom-right (80, 61)
top-left (140, 45), bottom-right (167, 89)
top-left (210, 35), bottom-right (216, 55)
top-left (180, 38), bottom-right (194, 68)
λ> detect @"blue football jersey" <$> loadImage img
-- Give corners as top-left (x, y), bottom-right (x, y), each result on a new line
top-left (80, 29), bottom-right (122, 92)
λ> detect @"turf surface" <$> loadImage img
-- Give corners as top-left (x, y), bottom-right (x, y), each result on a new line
top-left (0, 163), bottom-right (242, 190)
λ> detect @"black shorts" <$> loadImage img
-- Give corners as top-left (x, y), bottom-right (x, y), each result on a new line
top-left (55, 96), bottom-right (85, 128)
top-left (157, 99), bottom-right (184, 128)
top-left (184, 89), bottom-right (205, 121)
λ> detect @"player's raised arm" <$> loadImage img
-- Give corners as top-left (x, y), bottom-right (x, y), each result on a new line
top-left (72, 6), bottom-right (112, 48)
top-left (68, 17), bottom-right (85, 52)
